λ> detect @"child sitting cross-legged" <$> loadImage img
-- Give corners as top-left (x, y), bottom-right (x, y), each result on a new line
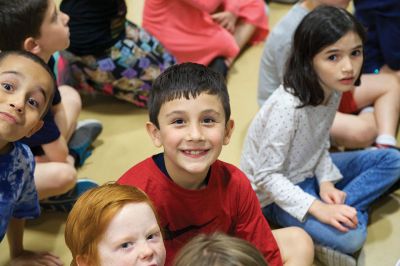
top-left (0, 0), bottom-right (102, 212)
top-left (241, 6), bottom-right (400, 266)
top-left (118, 62), bottom-right (314, 266)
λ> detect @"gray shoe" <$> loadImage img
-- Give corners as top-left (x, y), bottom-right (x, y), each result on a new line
top-left (315, 245), bottom-right (357, 266)
top-left (68, 119), bottom-right (103, 167)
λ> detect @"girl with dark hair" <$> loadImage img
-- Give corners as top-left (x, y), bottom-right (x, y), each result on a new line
top-left (241, 6), bottom-right (400, 265)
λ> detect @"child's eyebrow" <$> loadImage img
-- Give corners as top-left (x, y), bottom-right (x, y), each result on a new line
top-left (324, 44), bottom-right (363, 54)
top-left (165, 110), bottom-right (185, 117)
top-left (201, 109), bottom-right (221, 116)
top-left (0, 70), bottom-right (23, 77)
top-left (37, 87), bottom-right (48, 102)
top-left (0, 70), bottom-right (48, 101)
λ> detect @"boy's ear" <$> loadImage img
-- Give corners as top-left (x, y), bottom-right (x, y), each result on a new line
top-left (23, 37), bottom-right (42, 55)
top-left (146, 122), bottom-right (163, 148)
top-left (223, 119), bottom-right (235, 145)
top-left (25, 120), bottom-right (44, 138)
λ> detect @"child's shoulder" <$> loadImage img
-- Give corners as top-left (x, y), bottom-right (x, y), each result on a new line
top-left (212, 160), bottom-right (251, 187)
top-left (262, 86), bottom-right (300, 112)
top-left (0, 142), bottom-right (34, 168)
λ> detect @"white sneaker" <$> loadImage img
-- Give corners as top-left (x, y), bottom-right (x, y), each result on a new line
top-left (315, 245), bottom-right (356, 266)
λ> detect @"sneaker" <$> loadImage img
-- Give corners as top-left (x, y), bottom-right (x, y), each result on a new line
top-left (40, 178), bottom-right (99, 213)
top-left (69, 119), bottom-right (103, 167)
top-left (314, 245), bottom-right (356, 266)
top-left (375, 143), bottom-right (400, 151)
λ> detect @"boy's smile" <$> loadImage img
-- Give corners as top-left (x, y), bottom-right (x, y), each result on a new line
top-left (0, 54), bottom-right (53, 152)
top-left (147, 93), bottom-right (234, 190)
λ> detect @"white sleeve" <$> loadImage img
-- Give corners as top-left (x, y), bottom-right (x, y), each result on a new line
top-left (251, 103), bottom-right (316, 221)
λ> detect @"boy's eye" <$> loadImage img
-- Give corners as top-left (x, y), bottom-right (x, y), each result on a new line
top-left (203, 118), bottom-right (215, 124)
top-left (27, 98), bottom-right (40, 108)
top-left (172, 119), bottom-right (184, 125)
top-left (1, 82), bottom-right (13, 91)
top-left (120, 242), bottom-right (134, 249)
top-left (147, 232), bottom-right (161, 241)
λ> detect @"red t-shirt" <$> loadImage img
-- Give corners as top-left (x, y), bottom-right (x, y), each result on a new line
top-left (118, 157), bottom-right (282, 266)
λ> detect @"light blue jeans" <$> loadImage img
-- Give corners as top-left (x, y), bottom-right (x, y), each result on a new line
top-left (263, 149), bottom-right (400, 254)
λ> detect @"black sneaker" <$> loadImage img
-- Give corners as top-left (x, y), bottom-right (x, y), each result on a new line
top-left (40, 178), bottom-right (99, 213)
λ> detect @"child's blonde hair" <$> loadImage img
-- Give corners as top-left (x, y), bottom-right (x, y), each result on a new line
top-left (173, 233), bottom-right (268, 266)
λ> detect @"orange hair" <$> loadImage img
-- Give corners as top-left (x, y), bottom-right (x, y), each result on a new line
top-left (65, 183), bottom-right (160, 266)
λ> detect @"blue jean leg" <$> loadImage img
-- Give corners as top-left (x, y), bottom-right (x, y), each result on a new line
top-left (263, 149), bottom-right (400, 254)
top-left (263, 178), bottom-right (367, 254)
top-left (331, 149), bottom-right (400, 211)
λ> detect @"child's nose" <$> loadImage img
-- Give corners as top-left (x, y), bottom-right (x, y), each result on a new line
top-left (61, 11), bottom-right (70, 25)
top-left (138, 242), bottom-right (154, 260)
top-left (341, 57), bottom-right (354, 73)
top-left (187, 124), bottom-right (204, 141)
top-left (9, 103), bottom-right (23, 113)
top-left (9, 96), bottom-right (25, 113)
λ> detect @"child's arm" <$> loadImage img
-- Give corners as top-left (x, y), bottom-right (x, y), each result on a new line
top-left (235, 175), bottom-right (283, 266)
top-left (319, 181), bottom-right (346, 204)
top-left (7, 218), bottom-right (63, 266)
top-left (52, 102), bottom-right (68, 139)
top-left (247, 105), bottom-right (315, 222)
top-left (40, 137), bottom-right (69, 163)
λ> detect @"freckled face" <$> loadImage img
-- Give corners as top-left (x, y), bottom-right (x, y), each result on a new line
top-left (97, 203), bottom-right (166, 266)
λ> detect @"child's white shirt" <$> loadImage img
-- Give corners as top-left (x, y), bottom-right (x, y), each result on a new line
top-left (240, 85), bottom-right (343, 221)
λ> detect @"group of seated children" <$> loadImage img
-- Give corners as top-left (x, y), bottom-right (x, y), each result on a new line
top-left (1, 2), bottom-right (400, 266)
top-left (258, 0), bottom-right (400, 150)
top-left (0, 0), bottom-right (102, 214)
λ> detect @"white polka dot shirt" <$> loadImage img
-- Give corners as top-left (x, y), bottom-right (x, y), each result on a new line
top-left (240, 85), bottom-right (343, 221)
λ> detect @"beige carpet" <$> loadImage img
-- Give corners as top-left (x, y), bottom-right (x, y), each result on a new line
top-left (0, 2), bottom-right (399, 265)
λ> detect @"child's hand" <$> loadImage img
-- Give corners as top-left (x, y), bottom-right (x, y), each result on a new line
top-left (309, 200), bottom-right (358, 232)
top-left (319, 181), bottom-right (346, 204)
top-left (10, 250), bottom-right (63, 266)
top-left (211, 11), bottom-right (237, 33)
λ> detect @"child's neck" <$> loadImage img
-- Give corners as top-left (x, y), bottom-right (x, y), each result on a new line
top-left (0, 141), bottom-right (12, 155)
top-left (321, 89), bottom-right (333, 105)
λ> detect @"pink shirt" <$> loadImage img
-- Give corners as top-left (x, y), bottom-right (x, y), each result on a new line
top-left (143, 0), bottom-right (269, 65)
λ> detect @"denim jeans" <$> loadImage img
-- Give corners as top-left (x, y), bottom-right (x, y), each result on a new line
top-left (263, 149), bottom-right (400, 254)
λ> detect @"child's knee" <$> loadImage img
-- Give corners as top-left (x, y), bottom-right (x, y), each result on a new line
top-left (289, 227), bottom-right (314, 258)
top-left (55, 164), bottom-right (77, 192)
top-left (332, 228), bottom-right (366, 254)
top-left (59, 85), bottom-right (82, 111)
top-left (349, 123), bottom-right (377, 147)
top-left (274, 227), bottom-right (314, 265)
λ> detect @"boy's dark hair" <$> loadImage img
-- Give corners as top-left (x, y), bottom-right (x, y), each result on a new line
top-left (283, 5), bottom-right (366, 107)
top-left (0, 0), bottom-right (49, 51)
top-left (0, 50), bottom-right (56, 118)
top-left (148, 62), bottom-right (231, 128)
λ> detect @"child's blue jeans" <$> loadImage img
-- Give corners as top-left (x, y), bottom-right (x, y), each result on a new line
top-left (263, 149), bottom-right (400, 254)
